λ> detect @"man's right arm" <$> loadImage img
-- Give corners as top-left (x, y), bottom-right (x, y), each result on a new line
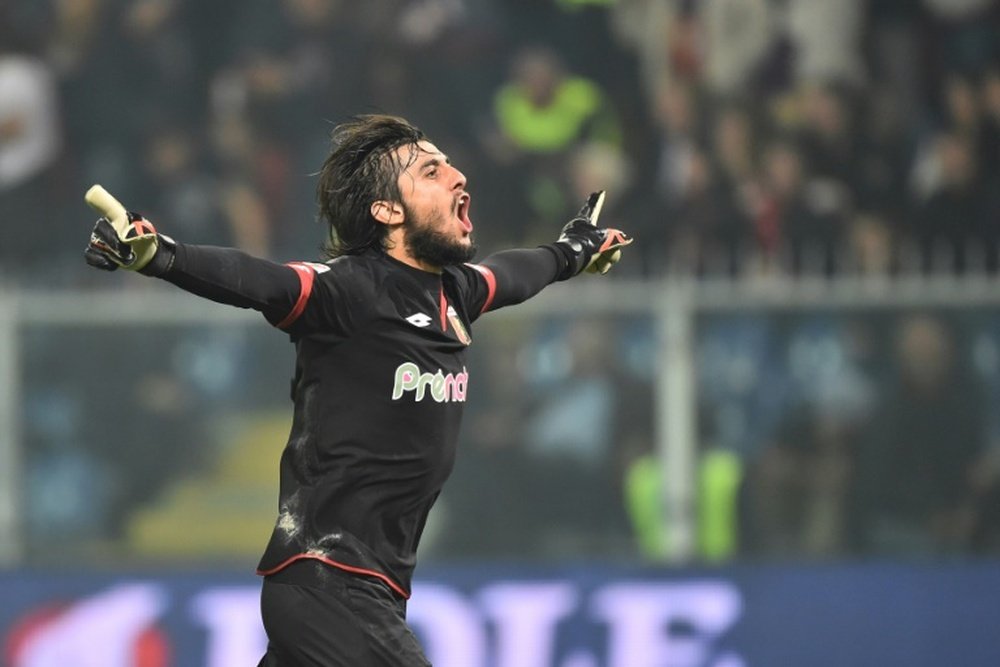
top-left (83, 185), bottom-right (316, 330)
top-left (160, 242), bottom-right (316, 329)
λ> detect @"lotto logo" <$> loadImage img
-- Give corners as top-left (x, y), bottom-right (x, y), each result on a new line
top-left (406, 313), bottom-right (433, 328)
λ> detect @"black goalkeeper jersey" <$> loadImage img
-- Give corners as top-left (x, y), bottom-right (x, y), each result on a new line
top-left (257, 251), bottom-right (497, 596)
top-left (160, 243), bottom-right (566, 597)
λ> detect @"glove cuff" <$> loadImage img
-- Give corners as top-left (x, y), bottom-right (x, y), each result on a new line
top-left (138, 235), bottom-right (176, 277)
top-left (542, 242), bottom-right (583, 281)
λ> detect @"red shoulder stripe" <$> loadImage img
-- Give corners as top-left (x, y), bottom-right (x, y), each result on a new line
top-left (466, 263), bottom-right (497, 315)
top-left (276, 262), bottom-right (316, 329)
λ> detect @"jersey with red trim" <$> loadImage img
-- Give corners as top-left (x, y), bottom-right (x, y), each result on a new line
top-left (257, 250), bottom-right (495, 596)
top-left (158, 241), bottom-right (561, 596)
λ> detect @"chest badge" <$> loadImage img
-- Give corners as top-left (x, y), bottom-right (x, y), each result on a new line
top-left (446, 305), bottom-right (472, 345)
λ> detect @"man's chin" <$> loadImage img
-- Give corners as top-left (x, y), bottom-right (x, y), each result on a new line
top-left (457, 239), bottom-right (477, 262)
top-left (435, 241), bottom-right (478, 266)
top-left (406, 229), bottom-right (477, 267)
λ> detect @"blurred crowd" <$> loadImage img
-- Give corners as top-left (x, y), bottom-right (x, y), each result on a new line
top-left (4, 0), bottom-right (1000, 565)
top-left (703, 309), bottom-right (1000, 561)
top-left (443, 307), bottom-right (1000, 564)
top-left (2, 0), bottom-right (999, 282)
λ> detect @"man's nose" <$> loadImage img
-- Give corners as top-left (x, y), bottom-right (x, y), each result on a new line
top-left (450, 166), bottom-right (467, 190)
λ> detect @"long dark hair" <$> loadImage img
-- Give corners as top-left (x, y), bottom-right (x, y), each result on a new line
top-left (316, 115), bottom-right (425, 258)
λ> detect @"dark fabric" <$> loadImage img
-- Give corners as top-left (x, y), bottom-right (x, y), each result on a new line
top-left (157, 246), bottom-right (559, 595)
top-left (257, 560), bottom-right (430, 667)
top-left (163, 243), bottom-right (304, 325)
top-left (477, 246), bottom-right (562, 308)
top-left (255, 251), bottom-right (479, 595)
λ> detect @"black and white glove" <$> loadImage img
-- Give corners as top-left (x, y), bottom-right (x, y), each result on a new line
top-left (83, 185), bottom-right (173, 276)
top-left (553, 190), bottom-right (633, 280)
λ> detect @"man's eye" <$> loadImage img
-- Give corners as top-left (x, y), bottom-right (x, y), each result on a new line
top-left (427, 169), bottom-right (437, 178)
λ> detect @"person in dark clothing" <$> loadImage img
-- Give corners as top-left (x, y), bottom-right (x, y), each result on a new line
top-left (83, 114), bottom-right (632, 666)
top-left (913, 131), bottom-right (997, 272)
top-left (854, 313), bottom-right (986, 556)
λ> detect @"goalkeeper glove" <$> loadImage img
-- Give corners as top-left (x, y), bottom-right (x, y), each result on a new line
top-left (83, 185), bottom-right (173, 276)
top-left (553, 190), bottom-right (633, 280)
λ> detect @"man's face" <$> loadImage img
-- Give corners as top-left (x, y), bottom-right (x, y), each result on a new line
top-left (395, 140), bottom-right (476, 267)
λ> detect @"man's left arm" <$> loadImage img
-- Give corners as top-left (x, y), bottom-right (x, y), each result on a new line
top-left (464, 191), bottom-right (633, 317)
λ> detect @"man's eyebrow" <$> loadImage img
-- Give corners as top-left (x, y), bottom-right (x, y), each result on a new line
top-left (418, 154), bottom-right (450, 170)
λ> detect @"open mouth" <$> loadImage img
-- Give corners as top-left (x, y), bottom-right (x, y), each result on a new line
top-left (456, 193), bottom-right (473, 233)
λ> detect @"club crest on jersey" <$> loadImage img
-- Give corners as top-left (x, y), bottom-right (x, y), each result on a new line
top-left (392, 362), bottom-right (468, 403)
top-left (447, 306), bottom-right (472, 345)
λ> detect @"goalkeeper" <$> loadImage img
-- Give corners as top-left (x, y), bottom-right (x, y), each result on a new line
top-left (84, 114), bottom-right (631, 667)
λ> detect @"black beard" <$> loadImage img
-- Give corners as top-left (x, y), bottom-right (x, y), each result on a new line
top-left (404, 216), bottom-right (477, 267)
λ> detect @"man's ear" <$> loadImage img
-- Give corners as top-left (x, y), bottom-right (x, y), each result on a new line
top-left (371, 200), bottom-right (405, 225)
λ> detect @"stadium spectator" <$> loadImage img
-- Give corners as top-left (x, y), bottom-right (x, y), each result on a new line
top-left (136, 123), bottom-right (251, 252)
top-left (648, 82), bottom-right (701, 210)
top-left (864, 0), bottom-right (925, 116)
top-left (970, 448), bottom-right (1000, 553)
top-left (797, 82), bottom-right (861, 200)
top-left (490, 46), bottom-right (620, 155)
top-left (785, 0), bottom-right (866, 87)
top-left (711, 103), bottom-right (758, 191)
top-left (642, 82), bottom-right (755, 275)
top-left (700, 0), bottom-right (778, 97)
top-left (739, 405), bottom-right (854, 559)
top-left (845, 212), bottom-right (895, 276)
top-left (0, 13), bottom-right (62, 277)
top-left (920, 0), bottom-right (999, 80)
top-left (853, 89), bottom-right (914, 225)
top-left (979, 67), bottom-right (1000, 174)
top-left (913, 131), bottom-right (996, 272)
top-left (521, 319), bottom-right (645, 556)
top-left (682, 103), bottom-right (760, 274)
top-left (754, 137), bottom-right (844, 274)
top-left (607, 0), bottom-right (676, 101)
top-left (941, 71), bottom-right (983, 138)
top-left (117, 0), bottom-right (200, 124)
top-left (481, 45), bottom-right (621, 242)
top-left (854, 314), bottom-right (987, 555)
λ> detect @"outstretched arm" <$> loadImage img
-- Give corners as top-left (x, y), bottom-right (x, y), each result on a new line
top-left (470, 191), bottom-right (633, 314)
top-left (84, 184), bottom-right (308, 327)
top-left (474, 246), bottom-right (563, 310)
top-left (160, 244), bottom-right (311, 328)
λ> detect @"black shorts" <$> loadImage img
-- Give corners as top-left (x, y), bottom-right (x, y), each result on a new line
top-left (256, 560), bottom-right (431, 667)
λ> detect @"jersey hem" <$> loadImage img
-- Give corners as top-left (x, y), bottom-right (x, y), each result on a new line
top-left (256, 553), bottom-right (410, 599)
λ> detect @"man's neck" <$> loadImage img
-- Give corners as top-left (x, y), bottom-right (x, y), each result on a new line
top-left (385, 243), bottom-right (442, 274)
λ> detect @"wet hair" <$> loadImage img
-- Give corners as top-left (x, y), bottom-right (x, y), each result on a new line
top-left (316, 115), bottom-right (426, 258)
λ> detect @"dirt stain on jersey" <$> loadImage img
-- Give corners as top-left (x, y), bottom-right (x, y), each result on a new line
top-left (277, 510), bottom-right (301, 539)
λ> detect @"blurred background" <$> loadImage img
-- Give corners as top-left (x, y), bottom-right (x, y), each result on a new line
top-left (2, 0), bottom-right (1000, 665)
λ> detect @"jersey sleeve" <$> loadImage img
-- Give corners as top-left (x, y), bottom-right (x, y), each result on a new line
top-left (449, 246), bottom-right (562, 322)
top-left (277, 259), bottom-right (375, 340)
top-left (161, 244), bottom-right (372, 340)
